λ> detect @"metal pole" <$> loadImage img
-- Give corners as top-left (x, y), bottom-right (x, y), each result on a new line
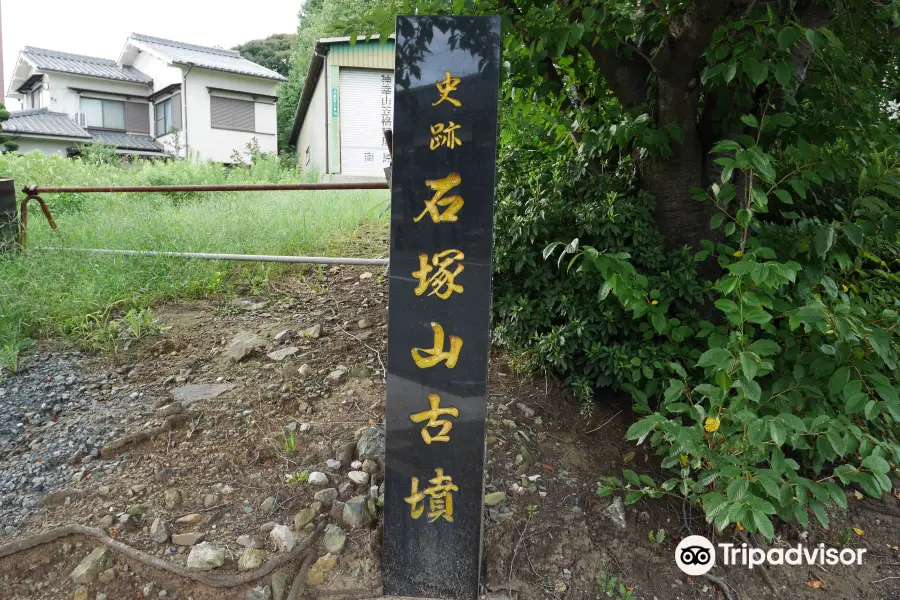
top-left (40, 247), bottom-right (389, 266)
top-left (25, 182), bottom-right (389, 194)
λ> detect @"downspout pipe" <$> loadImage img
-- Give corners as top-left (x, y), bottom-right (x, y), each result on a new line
top-left (181, 62), bottom-right (194, 158)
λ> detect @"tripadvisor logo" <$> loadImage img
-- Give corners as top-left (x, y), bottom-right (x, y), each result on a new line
top-left (675, 535), bottom-right (866, 575)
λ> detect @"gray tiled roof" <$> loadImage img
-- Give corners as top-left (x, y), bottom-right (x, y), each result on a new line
top-left (129, 34), bottom-right (285, 81)
top-left (2, 108), bottom-right (91, 139)
top-left (90, 132), bottom-right (165, 152)
top-left (21, 47), bottom-right (152, 84)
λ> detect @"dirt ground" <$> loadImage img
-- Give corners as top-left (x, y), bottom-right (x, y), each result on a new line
top-left (1, 263), bottom-right (898, 600)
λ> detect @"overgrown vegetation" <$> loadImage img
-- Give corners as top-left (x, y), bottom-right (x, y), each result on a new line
top-left (359, 0), bottom-right (900, 540)
top-left (0, 151), bottom-right (388, 350)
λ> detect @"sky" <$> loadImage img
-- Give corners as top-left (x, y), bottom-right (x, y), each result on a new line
top-left (0, 0), bottom-right (302, 109)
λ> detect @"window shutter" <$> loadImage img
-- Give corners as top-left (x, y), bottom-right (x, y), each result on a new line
top-left (171, 94), bottom-right (182, 129)
top-left (210, 96), bottom-right (255, 132)
top-left (210, 96), bottom-right (232, 129)
top-left (232, 99), bottom-right (255, 132)
top-left (126, 102), bottom-right (150, 134)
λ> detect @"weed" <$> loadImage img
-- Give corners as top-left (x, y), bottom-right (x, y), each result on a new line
top-left (526, 504), bottom-right (538, 519)
top-left (67, 312), bottom-right (119, 352)
top-left (122, 308), bottom-right (158, 340)
top-left (647, 528), bottom-right (666, 547)
top-left (597, 572), bottom-right (635, 600)
top-left (282, 431), bottom-right (297, 454)
top-left (0, 336), bottom-right (34, 375)
top-left (285, 471), bottom-right (309, 486)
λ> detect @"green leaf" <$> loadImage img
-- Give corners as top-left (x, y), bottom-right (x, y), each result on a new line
top-left (739, 352), bottom-right (759, 380)
top-left (788, 179), bottom-right (807, 199)
top-left (623, 469), bottom-right (641, 486)
top-left (814, 224), bottom-right (835, 257)
top-left (452, 0), bottom-right (465, 11)
top-left (727, 478), bottom-right (749, 501)
top-left (828, 367), bottom-right (851, 397)
top-left (844, 222), bottom-right (863, 247)
top-left (741, 114), bottom-right (759, 128)
top-left (750, 339), bottom-right (780, 356)
top-left (769, 420), bottom-right (787, 446)
top-left (724, 62), bottom-right (738, 83)
top-left (651, 311), bottom-right (667, 334)
top-left (626, 415), bottom-right (664, 444)
top-left (775, 61), bottom-right (793, 87)
top-left (753, 510), bottom-right (775, 540)
top-left (596, 485), bottom-right (615, 498)
top-left (861, 455), bottom-right (890, 474)
top-left (777, 27), bottom-right (801, 50)
top-left (697, 348), bottom-right (733, 368)
top-left (624, 491), bottom-right (644, 505)
top-left (712, 139), bottom-right (741, 153)
top-left (774, 189), bottom-right (793, 204)
top-left (568, 23), bottom-right (585, 46)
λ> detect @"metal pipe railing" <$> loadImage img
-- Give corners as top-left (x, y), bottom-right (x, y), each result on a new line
top-left (41, 247), bottom-right (388, 265)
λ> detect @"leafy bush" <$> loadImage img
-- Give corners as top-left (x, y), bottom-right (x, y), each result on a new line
top-left (493, 146), bottom-right (707, 408)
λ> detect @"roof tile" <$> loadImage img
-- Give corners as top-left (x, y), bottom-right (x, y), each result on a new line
top-left (2, 108), bottom-right (92, 139)
top-left (22, 47), bottom-right (152, 84)
top-left (129, 34), bottom-right (285, 81)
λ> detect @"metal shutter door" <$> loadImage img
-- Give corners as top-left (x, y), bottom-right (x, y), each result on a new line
top-left (125, 102), bottom-right (150, 134)
top-left (339, 69), bottom-right (393, 177)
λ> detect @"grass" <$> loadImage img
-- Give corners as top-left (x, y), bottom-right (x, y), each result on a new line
top-left (0, 151), bottom-right (388, 352)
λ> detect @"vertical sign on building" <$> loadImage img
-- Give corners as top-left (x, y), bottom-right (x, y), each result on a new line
top-left (382, 15), bottom-right (502, 600)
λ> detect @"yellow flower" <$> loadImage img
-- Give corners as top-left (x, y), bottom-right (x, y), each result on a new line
top-left (733, 250), bottom-right (744, 257)
top-left (651, 300), bottom-right (659, 305)
top-left (705, 417), bottom-right (721, 433)
top-left (736, 521), bottom-right (745, 531)
top-left (841, 284), bottom-right (849, 292)
top-left (679, 454), bottom-right (689, 467)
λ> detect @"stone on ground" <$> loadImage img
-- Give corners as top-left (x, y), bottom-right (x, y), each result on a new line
top-left (187, 542), bottom-right (225, 570)
top-left (171, 532), bottom-right (205, 546)
top-left (175, 513), bottom-right (202, 525)
top-left (348, 471), bottom-right (369, 485)
top-left (73, 588), bottom-right (89, 600)
top-left (314, 488), bottom-right (339, 507)
top-left (237, 534), bottom-right (265, 549)
top-left (484, 491), bottom-right (506, 506)
top-left (301, 324), bottom-right (322, 339)
top-left (246, 586), bottom-right (272, 600)
top-left (306, 553), bottom-right (338, 586)
top-left (307, 471), bottom-right (328, 486)
top-left (343, 496), bottom-right (373, 529)
top-left (149, 517), bottom-right (172, 543)
top-left (361, 459), bottom-right (379, 474)
top-left (163, 489), bottom-right (182, 509)
top-left (169, 383), bottom-right (234, 406)
top-left (70, 547), bottom-right (109, 584)
top-left (270, 570), bottom-right (292, 600)
top-left (260, 496), bottom-right (276, 513)
top-left (356, 426), bottom-right (385, 464)
top-left (226, 331), bottom-right (267, 362)
top-left (269, 524), bottom-right (295, 552)
top-left (323, 524), bottom-right (347, 555)
top-left (238, 548), bottom-right (268, 571)
top-left (267, 346), bottom-right (298, 362)
top-left (603, 497), bottom-right (628, 530)
top-left (293, 502), bottom-right (321, 530)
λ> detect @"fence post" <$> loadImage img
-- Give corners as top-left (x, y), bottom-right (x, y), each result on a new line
top-left (0, 178), bottom-right (15, 253)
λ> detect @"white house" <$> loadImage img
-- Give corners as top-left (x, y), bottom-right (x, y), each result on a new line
top-left (4, 34), bottom-right (285, 161)
top-left (288, 37), bottom-right (394, 180)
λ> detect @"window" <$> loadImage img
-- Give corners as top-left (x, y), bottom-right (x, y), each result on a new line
top-left (29, 89), bottom-right (41, 109)
top-left (155, 98), bottom-right (173, 137)
top-left (81, 97), bottom-right (126, 130)
top-left (210, 96), bottom-right (255, 132)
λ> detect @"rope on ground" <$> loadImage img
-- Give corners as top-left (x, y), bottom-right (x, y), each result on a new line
top-left (0, 522), bottom-right (325, 589)
top-left (704, 573), bottom-right (738, 600)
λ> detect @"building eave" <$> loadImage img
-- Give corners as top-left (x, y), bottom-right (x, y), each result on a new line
top-left (288, 43), bottom-right (329, 148)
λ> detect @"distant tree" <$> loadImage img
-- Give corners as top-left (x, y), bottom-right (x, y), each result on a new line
top-left (233, 33), bottom-right (297, 77)
top-left (0, 103), bottom-right (20, 154)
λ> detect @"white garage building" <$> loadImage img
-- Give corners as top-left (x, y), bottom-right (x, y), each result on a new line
top-left (288, 37), bottom-right (394, 180)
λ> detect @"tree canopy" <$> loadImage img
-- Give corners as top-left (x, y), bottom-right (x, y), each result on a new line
top-left (233, 33), bottom-right (297, 77)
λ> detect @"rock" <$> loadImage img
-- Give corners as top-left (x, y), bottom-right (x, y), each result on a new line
top-left (127, 503), bottom-right (151, 516)
top-left (325, 459), bottom-right (342, 470)
top-left (323, 524), bottom-right (347, 555)
top-left (359, 271), bottom-right (373, 280)
top-left (237, 534), bottom-right (266, 549)
top-left (325, 369), bottom-right (347, 383)
top-left (259, 522), bottom-right (278, 533)
top-left (361, 459), bottom-right (379, 474)
top-left (97, 485), bottom-right (111, 497)
top-left (226, 332), bottom-right (267, 362)
top-left (260, 496), bottom-right (276, 514)
top-left (149, 517), bottom-right (172, 543)
top-left (343, 496), bottom-right (373, 529)
top-left (238, 548), bottom-right (268, 571)
top-left (306, 553), bottom-right (338, 586)
top-left (337, 442), bottom-right (356, 466)
top-left (96, 593), bottom-right (108, 600)
top-left (98, 515), bottom-right (115, 528)
top-left (156, 403), bottom-right (183, 417)
top-left (298, 364), bottom-right (313, 377)
top-left (329, 500), bottom-right (346, 521)
top-left (70, 547), bottom-right (109, 584)
top-left (246, 586), bottom-right (272, 600)
top-left (357, 318), bottom-right (372, 330)
top-left (175, 513), bottom-right (202, 525)
top-left (603, 497), bottom-right (628, 530)
top-left (313, 488), bottom-right (339, 507)
top-left (98, 568), bottom-right (115, 584)
top-left (356, 426), bottom-right (385, 464)
top-left (308, 472), bottom-right (328, 486)
top-left (172, 532), bottom-right (206, 546)
top-left (294, 502), bottom-right (321, 530)
top-left (267, 347), bottom-right (299, 362)
top-left (204, 493), bottom-right (219, 508)
top-left (73, 588), bottom-right (89, 600)
top-left (164, 489), bottom-right (182, 509)
top-left (170, 383), bottom-right (234, 406)
top-left (301, 324), bottom-right (322, 339)
top-left (348, 471), bottom-right (370, 485)
top-left (274, 329), bottom-right (295, 343)
top-left (519, 444), bottom-right (536, 467)
top-left (350, 460), bottom-right (363, 470)
top-left (349, 365), bottom-right (369, 378)
top-left (187, 542), bottom-right (225, 570)
top-left (484, 491), bottom-right (506, 506)
top-left (516, 402), bottom-right (536, 418)
top-left (270, 570), bottom-right (292, 600)
top-left (270, 524), bottom-right (295, 552)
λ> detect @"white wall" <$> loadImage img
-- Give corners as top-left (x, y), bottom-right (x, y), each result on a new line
top-left (297, 70), bottom-right (327, 175)
top-left (13, 137), bottom-right (78, 157)
top-left (183, 68), bottom-right (279, 162)
top-left (44, 72), bottom-right (151, 124)
top-left (131, 51), bottom-right (183, 89)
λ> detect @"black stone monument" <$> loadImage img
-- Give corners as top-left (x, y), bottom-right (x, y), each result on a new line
top-left (382, 14), bottom-right (502, 600)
